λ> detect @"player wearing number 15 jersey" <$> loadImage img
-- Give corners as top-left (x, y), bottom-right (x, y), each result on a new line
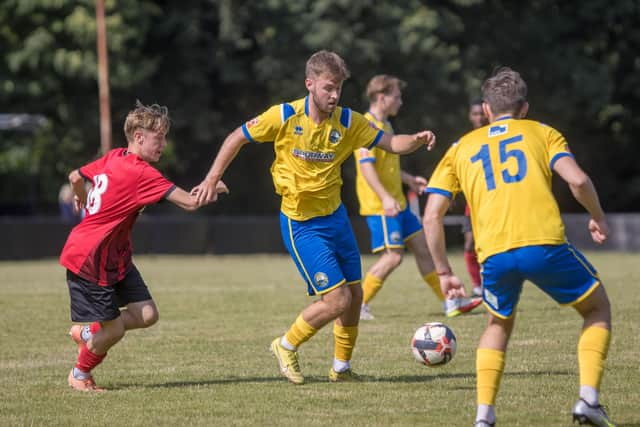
top-left (60, 101), bottom-right (227, 392)
top-left (423, 68), bottom-right (615, 426)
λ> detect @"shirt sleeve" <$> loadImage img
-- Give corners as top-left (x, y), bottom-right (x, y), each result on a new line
top-left (355, 147), bottom-right (376, 164)
top-left (425, 145), bottom-right (460, 199)
top-left (349, 111), bottom-right (384, 150)
top-left (241, 104), bottom-right (283, 144)
top-left (546, 125), bottom-right (574, 169)
top-left (137, 164), bottom-right (176, 205)
top-left (78, 155), bottom-right (109, 183)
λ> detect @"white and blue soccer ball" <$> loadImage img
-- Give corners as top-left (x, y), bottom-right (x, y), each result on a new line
top-left (411, 322), bottom-right (457, 366)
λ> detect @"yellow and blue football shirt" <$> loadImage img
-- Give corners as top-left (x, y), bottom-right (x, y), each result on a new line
top-left (426, 117), bottom-right (573, 262)
top-left (242, 97), bottom-right (384, 221)
top-left (354, 112), bottom-right (406, 216)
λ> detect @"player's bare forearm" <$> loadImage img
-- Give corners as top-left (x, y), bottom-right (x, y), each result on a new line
top-left (361, 162), bottom-right (393, 203)
top-left (377, 131), bottom-right (436, 154)
top-left (570, 177), bottom-right (605, 221)
top-left (204, 127), bottom-right (248, 182)
top-left (195, 127), bottom-right (247, 204)
top-left (68, 169), bottom-right (87, 210)
top-left (422, 194), bottom-right (452, 274)
top-left (553, 156), bottom-right (605, 220)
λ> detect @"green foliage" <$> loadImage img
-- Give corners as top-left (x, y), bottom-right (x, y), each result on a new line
top-left (0, 0), bottom-right (637, 213)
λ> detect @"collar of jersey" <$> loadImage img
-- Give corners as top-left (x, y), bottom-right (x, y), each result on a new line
top-left (304, 96), bottom-right (333, 120)
top-left (495, 115), bottom-right (513, 121)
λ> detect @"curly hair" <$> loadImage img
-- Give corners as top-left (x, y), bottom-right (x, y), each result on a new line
top-left (123, 100), bottom-right (171, 141)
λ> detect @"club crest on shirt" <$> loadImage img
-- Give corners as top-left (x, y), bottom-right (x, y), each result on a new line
top-left (488, 123), bottom-right (508, 137)
top-left (246, 117), bottom-right (259, 129)
top-left (314, 272), bottom-right (329, 287)
top-left (294, 125), bottom-right (303, 135)
top-left (328, 129), bottom-right (341, 144)
top-left (390, 231), bottom-right (402, 244)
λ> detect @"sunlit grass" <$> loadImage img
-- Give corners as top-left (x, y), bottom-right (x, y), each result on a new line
top-left (0, 253), bottom-right (637, 426)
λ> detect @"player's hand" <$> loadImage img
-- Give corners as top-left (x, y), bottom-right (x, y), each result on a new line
top-left (191, 178), bottom-right (229, 206)
top-left (438, 272), bottom-right (467, 299)
top-left (408, 175), bottom-right (428, 194)
top-left (73, 195), bottom-right (86, 213)
top-left (382, 195), bottom-right (401, 217)
top-left (415, 130), bottom-right (436, 151)
top-left (588, 217), bottom-right (609, 244)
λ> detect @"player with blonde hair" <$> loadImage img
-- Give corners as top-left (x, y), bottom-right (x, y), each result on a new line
top-left (194, 51), bottom-right (436, 384)
top-left (423, 68), bottom-right (615, 426)
top-left (62, 101), bottom-right (227, 391)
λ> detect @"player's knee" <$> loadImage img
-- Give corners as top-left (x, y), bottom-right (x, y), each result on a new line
top-left (142, 309), bottom-right (159, 327)
top-left (384, 251), bottom-right (403, 269)
top-left (140, 306), bottom-right (159, 328)
top-left (327, 291), bottom-right (352, 316)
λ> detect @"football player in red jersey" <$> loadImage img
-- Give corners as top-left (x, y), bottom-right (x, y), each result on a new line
top-left (61, 101), bottom-right (228, 391)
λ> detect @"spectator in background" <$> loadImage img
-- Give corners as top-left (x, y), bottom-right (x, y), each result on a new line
top-left (59, 183), bottom-right (81, 224)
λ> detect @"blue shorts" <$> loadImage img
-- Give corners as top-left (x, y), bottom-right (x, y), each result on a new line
top-left (365, 206), bottom-right (423, 253)
top-left (481, 243), bottom-right (600, 319)
top-left (280, 204), bottom-right (362, 296)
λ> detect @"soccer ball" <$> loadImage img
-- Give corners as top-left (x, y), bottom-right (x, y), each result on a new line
top-left (411, 322), bottom-right (457, 366)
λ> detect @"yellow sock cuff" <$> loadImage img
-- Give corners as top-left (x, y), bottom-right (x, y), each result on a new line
top-left (424, 271), bottom-right (445, 301)
top-left (284, 315), bottom-right (318, 348)
top-left (362, 273), bottom-right (384, 304)
top-left (578, 326), bottom-right (610, 389)
top-left (476, 348), bottom-right (505, 405)
top-left (333, 323), bottom-right (358, 362)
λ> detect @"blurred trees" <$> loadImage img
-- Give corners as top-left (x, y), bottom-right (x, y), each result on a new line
top-left (0, 0), bottom-right (638, 214)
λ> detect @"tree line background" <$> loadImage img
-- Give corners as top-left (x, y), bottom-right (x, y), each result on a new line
top-left (1, 0), bottom-right (638, 216)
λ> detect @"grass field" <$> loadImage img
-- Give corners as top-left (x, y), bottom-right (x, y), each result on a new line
top-left (0, 252), bottom-right (638, 426)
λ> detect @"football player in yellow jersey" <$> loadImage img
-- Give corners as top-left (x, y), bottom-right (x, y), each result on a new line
top-left (423, 67), bottom-right (615, 427)
top-left (194, 51), bottom-right (436, 385)
top-left (355, 75), bottom-right (481, 320)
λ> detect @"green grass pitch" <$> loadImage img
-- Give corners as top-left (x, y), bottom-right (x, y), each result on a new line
top-left (0, 253), bottom-right (638, 426)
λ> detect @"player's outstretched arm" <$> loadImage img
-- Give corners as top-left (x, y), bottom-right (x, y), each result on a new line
top-left (360, 159), bottom-right (400, 217)
top-left (376, 131), bottom-right (436, 154)
top-left (193, 127), bottom-right (248, 205)
top-left (68, 169), bottom-right (88, 213)
top-left (423, 192), bottom-right (466, 298)
top-left (553, 156), bottom-right (609, 244)
top-left (168, 181), bottom-right (229, 211)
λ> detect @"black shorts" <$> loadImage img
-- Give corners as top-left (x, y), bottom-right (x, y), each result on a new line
top-left (461, 215), bottom-right (473, 234)
top-left (67, 266), bottom-right (152, 322)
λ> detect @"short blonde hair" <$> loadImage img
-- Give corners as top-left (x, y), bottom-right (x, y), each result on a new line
top-left (366, 74), bottom-right (407, 103)
top-left (123, 100), bottom-right (171, 142)
top-left (481, 67), bottom-right (527, 115)
top-left (305, 50), bottom-right (350, 81)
